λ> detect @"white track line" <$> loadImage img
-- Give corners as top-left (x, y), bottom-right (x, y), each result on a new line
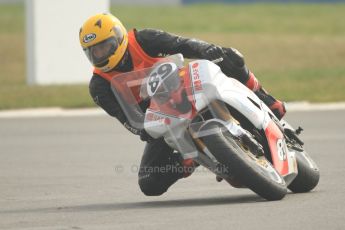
top-left (286, 101), bottom-right (345, 111)
top-left (0, 107), bottom-right (106, 118)
top-left (0, 102), bottom-right (345, 119)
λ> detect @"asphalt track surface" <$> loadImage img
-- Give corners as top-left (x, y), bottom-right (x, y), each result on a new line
top-left (1, 110), bottom-right (344, 230)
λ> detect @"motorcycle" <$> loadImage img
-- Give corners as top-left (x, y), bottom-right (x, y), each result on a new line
top-left (110, 54), bottom-right (320, 201)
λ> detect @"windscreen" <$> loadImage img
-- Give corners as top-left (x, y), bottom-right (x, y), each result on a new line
top-left (110, 54), bottom-right (184, 130)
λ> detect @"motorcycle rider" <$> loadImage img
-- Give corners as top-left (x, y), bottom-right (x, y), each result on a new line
top-left (79, 13), bottom-right (286, 196)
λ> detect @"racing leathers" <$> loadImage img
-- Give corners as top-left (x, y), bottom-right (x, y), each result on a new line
top-left (89, 28), bottom-right (285, 196)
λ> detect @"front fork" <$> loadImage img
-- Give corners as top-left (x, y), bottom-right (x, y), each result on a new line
top-left (187, 100), bottom-right (299, 187)
top-left (187, 101), bottom-right (262, 186)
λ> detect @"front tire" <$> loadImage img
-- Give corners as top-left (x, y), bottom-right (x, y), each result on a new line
top-left (200, 122), bottom-right (287, 201)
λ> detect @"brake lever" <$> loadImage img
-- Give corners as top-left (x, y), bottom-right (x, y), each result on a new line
top-left (212, 57), bottom-right (224, 64)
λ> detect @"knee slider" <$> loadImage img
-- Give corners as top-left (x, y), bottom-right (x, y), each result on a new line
top-left (138, 177), bottom-right (168, 196)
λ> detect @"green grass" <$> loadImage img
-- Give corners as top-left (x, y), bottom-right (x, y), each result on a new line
top-left (115, 4), bottom-right (345, 35)
top-left (0, 3), bottom-right (344, 110)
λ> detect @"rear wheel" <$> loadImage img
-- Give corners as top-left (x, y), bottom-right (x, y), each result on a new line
top-left (200, 122), bottom-right (287, 201)
top-left (288, 151), bottom-right (320, 193)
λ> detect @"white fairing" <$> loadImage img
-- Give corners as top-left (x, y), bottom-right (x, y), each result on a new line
top-left (144, 110), bottom-right (198, 158)
top-left (144, 60), bottom-right (275, 159)
top-left (189, 60), bottom-right (272, 130)
top-left (188, 60), bottom-right (299, 182)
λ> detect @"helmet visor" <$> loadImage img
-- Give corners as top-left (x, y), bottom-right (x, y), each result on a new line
top-left (84, 36), bottom-right (118, 66)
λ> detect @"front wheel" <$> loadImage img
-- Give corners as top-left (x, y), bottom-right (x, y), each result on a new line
top-left (199, 122), bottom-right (287, 201)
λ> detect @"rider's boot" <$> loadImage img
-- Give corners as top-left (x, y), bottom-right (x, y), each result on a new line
top-left (182, 158), bottom-right (199, 178)
top-left (170, 153), bottom-right (199, 178)
top-left (245, 72), bottom-right (286, 120)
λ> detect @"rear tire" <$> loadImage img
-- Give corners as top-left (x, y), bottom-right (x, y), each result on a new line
top-left (200, 122), bottom-right (287, 201)
top-left (288, 152), bottom-right (320, 193)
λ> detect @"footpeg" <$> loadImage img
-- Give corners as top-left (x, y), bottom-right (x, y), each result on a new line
top-left (284, 128), bottom-right (304, 146)
top-left (296, 126), bottom-right (303, 135)
top-left (216, 175), bottom-right (223, 182)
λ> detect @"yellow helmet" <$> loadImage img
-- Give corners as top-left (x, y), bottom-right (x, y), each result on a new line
top-left (79, 13), bottom-right (128, 72)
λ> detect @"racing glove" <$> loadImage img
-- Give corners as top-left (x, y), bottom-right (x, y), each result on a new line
top-left (139, 129), bottom-right (154, 143)
top-left (202, 45), bottom-right (225, 62)
top-left (124, 121), bottom-right (154, 143)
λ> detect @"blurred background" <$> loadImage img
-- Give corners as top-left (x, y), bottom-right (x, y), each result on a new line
top-left (0, 0), bottom-right (344, 110)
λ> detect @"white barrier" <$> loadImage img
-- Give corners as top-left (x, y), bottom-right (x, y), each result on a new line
top-left (26, 0), bottom-right (110, 85)
top-left (1, 0), bottom-right (181, 4)
top-left (111, 0), bottom-right (181, 4)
